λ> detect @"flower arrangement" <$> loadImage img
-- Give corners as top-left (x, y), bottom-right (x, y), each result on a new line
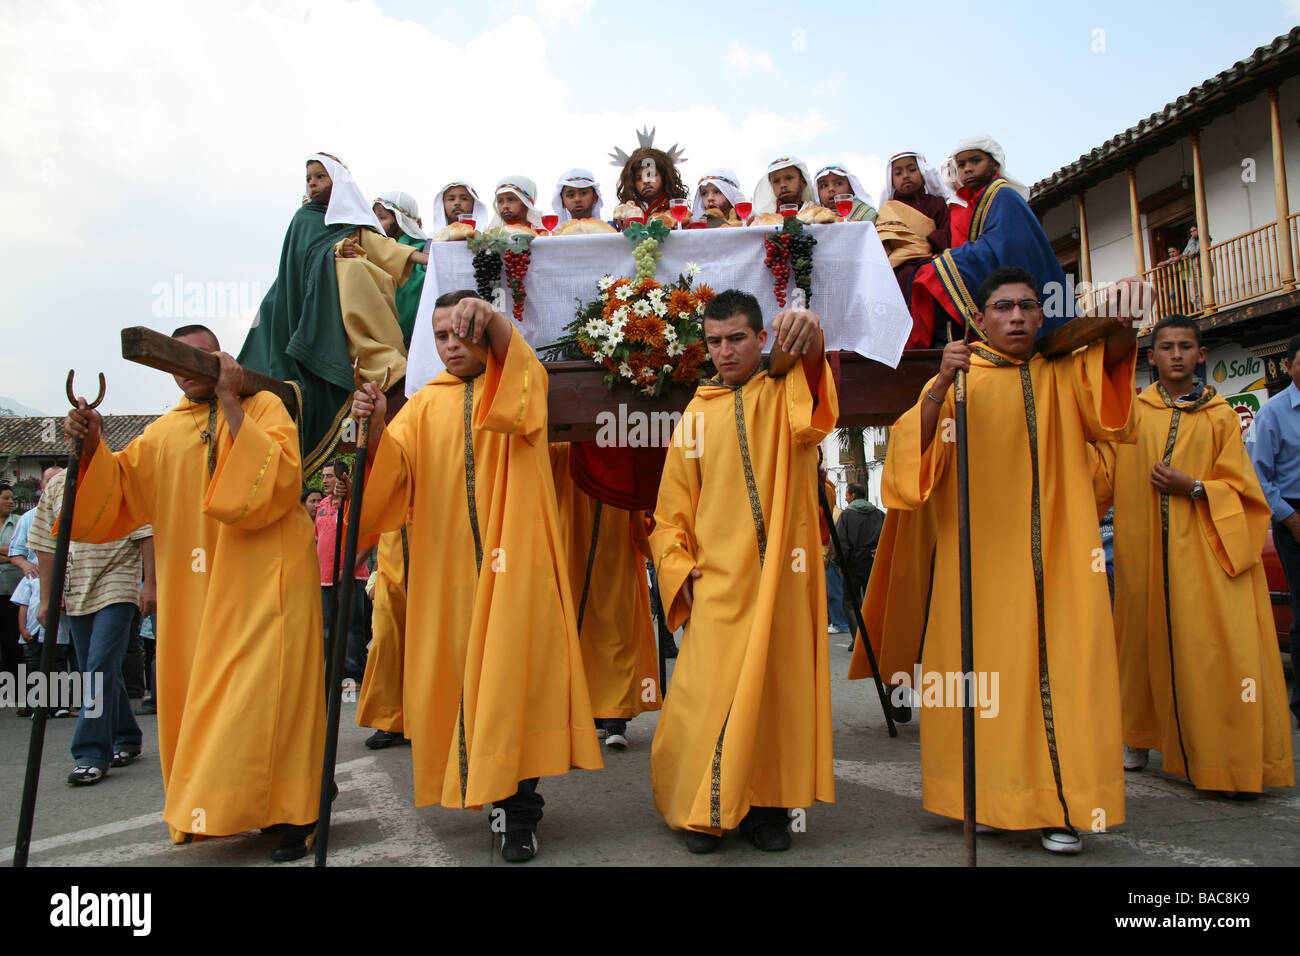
top-left (561, 264), bottom-right (715, 397)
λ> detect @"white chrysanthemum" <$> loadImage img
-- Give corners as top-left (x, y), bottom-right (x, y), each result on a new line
top-left (584, 320), bottom-right (603, 338)
top-left (614, 305), bottom-right (631, 323)
top-left (663, 326), bottom-right (678, 342)
top-left (678, 311), bottom-right (692, 320)
top-left (632, 300), bottom-right (652, 316)
top-left (651, 299), bottom-right (668, 317)
top-left (641, 384), bottom-right (657, 397)
top-left (597, 275), bottom-right (614, 292)
top-left (685, 262), bottom-right (700, 278)
top-left (662, 364), bottom-right (673, 373)
top-left (619, 362), bottom-right (632, 377)
top-left (667, 341), bottom-right (685, 357)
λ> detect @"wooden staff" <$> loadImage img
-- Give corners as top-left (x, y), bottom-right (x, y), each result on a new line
top-left (951, 319), bottom-right (977, 868)
top-left (12, 371), bottom-right (106, 868)
top-left (817, 484), bottom-right (897, 738)
top-left (315, 362), bottom-right (389, 867)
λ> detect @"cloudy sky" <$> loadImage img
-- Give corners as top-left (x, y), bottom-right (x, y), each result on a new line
top-left (2, 0), bottom-right (1297, 415)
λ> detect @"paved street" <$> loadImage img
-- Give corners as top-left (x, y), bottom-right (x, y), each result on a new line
top-left (3, 639), bottom-right (1299, 868)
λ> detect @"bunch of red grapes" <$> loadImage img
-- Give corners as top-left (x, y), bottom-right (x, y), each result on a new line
top-left (502, 250), bottom-right (531, 320)
top-left (763, 233), bottom-right (792, 307)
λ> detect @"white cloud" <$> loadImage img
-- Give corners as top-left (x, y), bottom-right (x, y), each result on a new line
top-left (535, 0), bottom-right (595, 29)
top-left (0, 0), bottom-right (833, 415)
top-left (726, 42), bottom-right (775, 74)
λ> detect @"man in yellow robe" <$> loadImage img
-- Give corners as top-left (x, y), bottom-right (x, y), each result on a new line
top-left (549, 442), bottom-right (660, 750)
top-left (879, 266), bottom-right (1137, 854)
top-left (1108, 314), bottom-right (1293, 794)
top-left (65, 325), bottom-right (326, 862)
top-left (350, 291), bottom-right (602, 864)
top-left (357, 525), bottom-right (409, 749)
top-left (651, 289), bottom-right (838, 854)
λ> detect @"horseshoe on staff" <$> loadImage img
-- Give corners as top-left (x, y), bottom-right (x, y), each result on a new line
top-left (66, 370), bottom-right (107, 410)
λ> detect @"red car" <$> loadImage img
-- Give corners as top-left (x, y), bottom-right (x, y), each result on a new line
top-left (1263, 529), bottom-right (1293, 653)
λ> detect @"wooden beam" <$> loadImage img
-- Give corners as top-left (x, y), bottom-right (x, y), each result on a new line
top-left (1127, 168), bottom-right (1146, 275)
top-left (1269, 87), bottom-right (1296, 292)
top-left (545, 350), bottom-right (941, 440)
top-left (1190, 132), bottom-right (1217, 312)
top-left (120, 327), bottom-right (300, 418)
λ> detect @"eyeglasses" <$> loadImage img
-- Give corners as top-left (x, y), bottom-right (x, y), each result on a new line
top-left (987, 298), bottom-right (1042, 316)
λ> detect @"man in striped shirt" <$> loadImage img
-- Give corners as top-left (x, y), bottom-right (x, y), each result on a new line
top-left (30, 468), bottom-right (155, 786)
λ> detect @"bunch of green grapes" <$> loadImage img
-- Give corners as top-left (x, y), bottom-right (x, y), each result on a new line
top-left (633, 237), bottom-right (661, 282)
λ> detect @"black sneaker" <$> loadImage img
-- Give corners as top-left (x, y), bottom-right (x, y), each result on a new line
top-left (684, 830), bottom-right (722, 854)
top-left (111, 748), bottom-right (142, 768)
top-left (501, 830), bottom-right (538, 863)
top-left (365, 730), bottom-right (408, 750)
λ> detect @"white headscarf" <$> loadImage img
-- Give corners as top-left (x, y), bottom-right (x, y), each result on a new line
top-left (486, 175), bottom-right (545, 229)
top-left (941, 135), bottom-right (1029, 198)
top-left (431, 181), bottom-right (490, 230)
top-left (550, 168), bottom-right (605, 223)
top-left (373, 190), bottom-right (428, 241)
top-left (306, 152), bottom-right (385, 233)
top-left (751, 156), bottom-right (816, 215)
top-left (691, 168), bottom-right (747, 220)
top-left (812, 164), bottom-right (876, 210)
top-left (877, 152), bottom-right (958, 206)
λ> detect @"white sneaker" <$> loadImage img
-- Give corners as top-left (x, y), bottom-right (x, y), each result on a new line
top-left (828, 625), bottom-right (847, 634)
top-left (605, 733), bottom-right (628, 750)
top-left (1040, 828), bottom-right (1082, 854)
top-left (1122, 745), bottom-right (1149, 771)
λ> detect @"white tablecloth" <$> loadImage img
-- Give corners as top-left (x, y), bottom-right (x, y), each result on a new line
top-left (406, 220), bottom-right (911, 395)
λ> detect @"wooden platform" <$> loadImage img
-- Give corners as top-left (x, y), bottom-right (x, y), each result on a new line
top-left (545, 350), bottom-right (940, 441)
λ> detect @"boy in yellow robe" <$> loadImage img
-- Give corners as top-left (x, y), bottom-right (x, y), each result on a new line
top-left (350, 291), bottom-right (602, 863)
top-left (1108, 314), bottom-right (1293, 794)
top-left (651, 289), bottom-right (838, 854)
top-left (879, 266), bottom-right (1138, 854)
top-left (357, 524), bottom-right (409, 749)
top-left (549, 442), bottom-right (660, 751)
top-left (65, 325), bottom-right (326, 862)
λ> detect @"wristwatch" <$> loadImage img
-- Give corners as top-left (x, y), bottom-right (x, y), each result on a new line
top-left (1190, 480), bottom-right (1205, 500)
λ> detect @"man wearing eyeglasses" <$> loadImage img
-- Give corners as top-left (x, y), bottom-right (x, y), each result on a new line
top-left (862, 265), bottom-right (1138, 855)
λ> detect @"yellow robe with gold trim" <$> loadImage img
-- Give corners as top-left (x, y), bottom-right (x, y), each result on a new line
top-left (548, 443), bottom-right (661, 720)
top-left (650, 358), bottom-right (838, 834)
top-left (357, 526), bottom-right (408, 734)
top-left (71, 392), bottom-right (325, 842)
top-left (358, 327), bottom-right (602, 808)
top-left (335, 229), bottom-right (413, 384)
top-left (1110, 385), bottom-right (1293, 791)
top-left (883, 340), bottom-right (1135, 831)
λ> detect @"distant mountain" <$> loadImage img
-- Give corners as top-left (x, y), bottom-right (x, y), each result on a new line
top-left (0, 396), bottom-right (46, 417)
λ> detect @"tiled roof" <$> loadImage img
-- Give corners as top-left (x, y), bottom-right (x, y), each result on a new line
top-left (1029, 27), bottom-right (1300, 211)
top-left (0, 415), bottom-right (158, 458)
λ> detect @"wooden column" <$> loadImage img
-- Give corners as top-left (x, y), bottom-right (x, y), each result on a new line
top-left (1075, 193), bottom-right (1092, 285)
top-left (1269, 87), bottom-right (1296, 291)
top-left (1190, 132), bottom-right (1216, 311)
top-left (1127, 169), bottom-right (1145, 275)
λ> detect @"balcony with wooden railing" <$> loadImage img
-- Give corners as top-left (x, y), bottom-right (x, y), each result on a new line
top-left (1080, 213), bottom-right (1300, 333)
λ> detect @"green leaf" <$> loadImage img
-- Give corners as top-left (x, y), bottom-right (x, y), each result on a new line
top-left (623, 222), bottom-right (648, 243)
top-left (783, 216), bottom-right (805, 235)
top-left (648, 220), bottom-right (670, 242)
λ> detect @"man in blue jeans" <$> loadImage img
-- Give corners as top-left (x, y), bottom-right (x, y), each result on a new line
top-left (29, 468), bottom-right (155, 785)
top-left (1252, 333), bottom-right (1300, 719)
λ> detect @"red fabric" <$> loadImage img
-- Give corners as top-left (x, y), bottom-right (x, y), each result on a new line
top-left (569, 441), bottom-right (668, 511)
